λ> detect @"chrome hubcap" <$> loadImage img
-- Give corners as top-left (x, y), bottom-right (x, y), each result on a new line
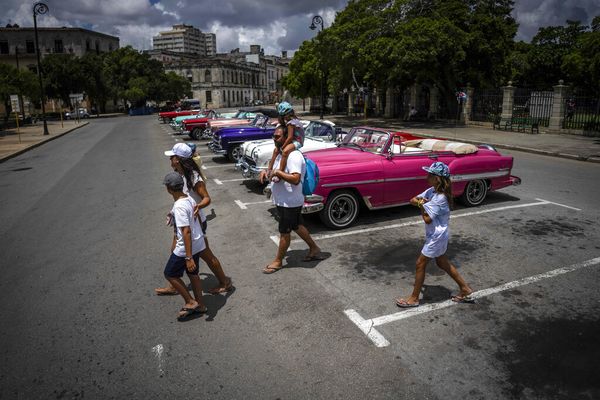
top-left (331, 196), bottom-right (355, 224)
top-left (467, 181), bottom-right (485, 203)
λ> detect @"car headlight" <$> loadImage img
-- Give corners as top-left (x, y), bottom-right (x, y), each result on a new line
top-left (252, 148), bottom-right (259, 161)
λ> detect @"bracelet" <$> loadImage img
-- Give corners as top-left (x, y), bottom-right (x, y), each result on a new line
top-left (185, 256), bottom-right (192, 261)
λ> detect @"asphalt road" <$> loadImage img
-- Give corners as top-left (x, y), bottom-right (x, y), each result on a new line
top-left (1, 115), bottom-right (599, 400)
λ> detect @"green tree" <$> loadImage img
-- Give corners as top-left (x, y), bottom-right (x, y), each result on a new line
top-left (0, 64), bottom-right (39, 127)
top-left (80, 53), bottom-right (113, 114)
top-left (41, 54), bottom-right (85, 108)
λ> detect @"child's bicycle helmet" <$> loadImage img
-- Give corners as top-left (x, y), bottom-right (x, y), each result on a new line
top-left (277, 101), bottom-right (294, 116)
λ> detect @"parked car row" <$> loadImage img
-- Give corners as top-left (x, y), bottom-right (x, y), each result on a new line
top-left (157, 108), bottom-right (522, 230)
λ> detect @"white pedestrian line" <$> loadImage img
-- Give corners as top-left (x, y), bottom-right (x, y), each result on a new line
top-left (345, 256), bottom-right (600, 347)
top-left (535, 197), bottom-right (582, 211)
top-left (213, 178), bottom-right (247, 185)
top-left (275, 200), bottom-right (547, 245)
top-left (201, 164), bottom-right (232, 170)
top-left (235, 199), bottom-right (272, 210)
top-left (151, 344), bottom-right (165, 376)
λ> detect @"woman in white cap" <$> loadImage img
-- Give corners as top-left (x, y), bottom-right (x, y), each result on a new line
top-left (396, 161), bottom-right (474, 308)
top-left (156, 143), bottom-right (233, 295)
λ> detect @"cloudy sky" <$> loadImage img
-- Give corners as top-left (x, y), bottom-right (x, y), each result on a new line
top-left (1, 0), bottom-right (597, 56)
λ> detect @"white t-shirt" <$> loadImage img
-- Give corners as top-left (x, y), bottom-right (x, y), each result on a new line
top-left (272, 150), bottom-right (305, 208)
top-left (172, 196), bottom-right (206, 257)
top-left (182, 170), bottom-right (207, 222)
top-left (418, 187), bottom-right (450, 258)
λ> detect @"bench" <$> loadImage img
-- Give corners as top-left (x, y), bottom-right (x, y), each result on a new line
top-left (502, 116), bottom-right (540, 134)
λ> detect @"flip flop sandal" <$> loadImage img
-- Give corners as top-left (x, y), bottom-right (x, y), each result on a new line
top-left (208, 279), bottom-right (234, 294)
top-left (396, 298), bottom-right (420, 308)
top-left (155, 287), bottom-right (178, 296)
top-left (263, 264), bottom-right (283, 274)
top-left (177, 306), bottom-right (207, 321)
top-left (451, 295), bottom-right (475, 303)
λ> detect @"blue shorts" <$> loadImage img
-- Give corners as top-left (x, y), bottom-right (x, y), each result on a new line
top-left (164, 252), bottom-right (201, 278)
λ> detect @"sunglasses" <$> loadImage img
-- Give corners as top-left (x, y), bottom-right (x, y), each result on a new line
top-left (273, 135), bottom-right (283, 140)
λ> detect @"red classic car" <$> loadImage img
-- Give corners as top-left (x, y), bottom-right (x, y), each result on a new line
top-left (303, 127), bottom-right (521, 229)
top-left (158, 108), bottom-right (203, 123)
top-left (183, 109), bottom-right (258, 140)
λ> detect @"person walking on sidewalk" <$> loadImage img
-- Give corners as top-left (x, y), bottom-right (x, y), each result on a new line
top-left (395, 162), bottom-right (474, 308)
top-left (161, 172), bottom-right (208, 321)
top-left (156, 143), bottom-right (233, 295)
top-left (259, 130), bottom-right (323, 274)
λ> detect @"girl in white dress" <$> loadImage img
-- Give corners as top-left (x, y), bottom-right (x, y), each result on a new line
top-left (396, 162), bottom-right (474, 308)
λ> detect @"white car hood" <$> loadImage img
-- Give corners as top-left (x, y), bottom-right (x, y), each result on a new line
top-left (243, 137), bottom-right (338, 168)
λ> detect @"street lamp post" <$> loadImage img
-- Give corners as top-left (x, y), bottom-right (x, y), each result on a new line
top-left (310, 15), bottom-right (325, 120)
top-left (33, 2), bottom-right (49, 135)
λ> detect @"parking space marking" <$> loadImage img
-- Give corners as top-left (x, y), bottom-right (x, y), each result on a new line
top-left (345, 256), bottom-right (600, 347)
top-left (213, 178), bottom-right (247, 185)
top-left (535, 198), bottom-right (582, 211)
top-left (201, 164), bottom-right (232, 170)
top-left (278, 200), bottom-right (553, 246)
top-left (235, 199), bottom-right (271, 210)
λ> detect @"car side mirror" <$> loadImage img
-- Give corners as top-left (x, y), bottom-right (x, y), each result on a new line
top-left (387, 146), bottom-right (393, 160)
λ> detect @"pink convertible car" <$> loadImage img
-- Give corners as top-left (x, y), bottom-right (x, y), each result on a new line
top-left (302, 127), bottom-right (521, 229)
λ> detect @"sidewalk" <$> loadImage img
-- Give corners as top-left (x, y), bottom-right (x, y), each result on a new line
top-left (305, 114), bottom-right (600, 163)
top-left (0, 120), bottom-right (89, 163)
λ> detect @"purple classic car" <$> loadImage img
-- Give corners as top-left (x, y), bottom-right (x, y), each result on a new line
top-left (208, 113), bottom-right (278, 162)
top-left (302, 127), bottom-right (521, 229)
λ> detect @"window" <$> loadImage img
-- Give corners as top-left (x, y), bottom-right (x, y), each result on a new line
top-left (54, 39), bottom-right (64, 53)
top-left (206, 90), bottom-right (212, 103)
top-left (95, 40), bottom-right (100, 54)
top-left (26, 40), bottom-right (35, 54)
top-left (0, 41), bottom-right (8, 54)
top-left (204, 69), bottom-right (211, 83)
top-left (108, 43), bottom-right (113, 51)
top-left (86, 39), bottom-right (90, 51)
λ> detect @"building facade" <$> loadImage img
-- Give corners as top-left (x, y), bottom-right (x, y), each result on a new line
top-left (166, 57), bottom-right (268, 108)
top-left (149, 44), bottom-right (290, 109)
top-left (204, 33), bottom-right (216, 57)
top-left (153, 24), bottom-right (217, 56)
top-left (0, 26), bottom-right (119, 71)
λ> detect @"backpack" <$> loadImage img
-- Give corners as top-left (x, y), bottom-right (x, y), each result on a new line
top-left (302, 156), bottom-right (319, 196)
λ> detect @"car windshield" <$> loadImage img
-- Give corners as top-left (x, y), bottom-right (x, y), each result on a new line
top-left (304, 121), bottom-right (331, 139)
top-left (250, 114), bottom-right (268, 127)
top-left (235, 111), bottom-right (257, 119)
top-left (341, 128), bottom-right (390, 153)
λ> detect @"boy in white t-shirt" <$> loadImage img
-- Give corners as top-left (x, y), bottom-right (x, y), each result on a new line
top-left (162, 172), bottom-right (208, 321)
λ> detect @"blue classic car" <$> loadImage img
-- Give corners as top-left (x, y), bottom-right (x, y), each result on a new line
top-left (208, 113), bottom-right (278, 162)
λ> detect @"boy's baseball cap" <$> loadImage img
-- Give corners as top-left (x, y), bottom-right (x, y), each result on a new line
top-left (163, 172), bottom-right (184, 189)
top-left (422, 161), bottom-right (450, 178)
top-left (164, 143), bottom-right (193, 158)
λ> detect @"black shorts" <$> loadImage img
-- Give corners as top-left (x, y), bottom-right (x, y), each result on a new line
top-left (277, 206), bottom-right (303, 234)
top-left (164, 252), bottom-right (200, 278)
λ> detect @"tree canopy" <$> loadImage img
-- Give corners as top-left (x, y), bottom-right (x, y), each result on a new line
top-left (39, 46), bottom-right (191, 111)
top-left (284, 0), bottom-right (600, 98)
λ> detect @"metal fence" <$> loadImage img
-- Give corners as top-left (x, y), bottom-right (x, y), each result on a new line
top-left (437, 92), bottom-right (460, 121)
top-left (471, 89), bottom-right (502, 122)
top-left (512, 88), bottom-right (554, 127)
top-left (563, 93), bottom-right (600, 132)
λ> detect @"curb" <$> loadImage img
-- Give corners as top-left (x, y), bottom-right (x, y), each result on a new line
top-left (0, 122), bottom-right (89, 163)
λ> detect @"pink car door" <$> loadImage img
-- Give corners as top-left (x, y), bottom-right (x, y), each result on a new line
top-left (383, 145), bottom-right (454, 204)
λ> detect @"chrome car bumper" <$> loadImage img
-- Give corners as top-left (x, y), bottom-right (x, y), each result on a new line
top-left (235, 159), bottom-right (264, 179)
top-left (208, 141), bottom-right (227, 155)
top-left (302, 195), bottom-right (325, 214)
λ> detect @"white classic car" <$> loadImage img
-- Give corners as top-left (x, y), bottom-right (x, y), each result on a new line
top-left (235, 120), bottom-right (345, 181)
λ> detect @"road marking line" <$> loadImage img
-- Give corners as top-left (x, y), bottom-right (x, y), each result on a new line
top-left (287, 201), bottom-right (549, 245)
top-left (535, 198), bottom-right (581, 211)
top-left (235, 199), bottom-right (272, 210)
top-left (213, 178), bottom-right (247, 185)
top-left (346, 256), bottom-right (600, 347)
top-left (151, 344), bottom-right (165, 376)
top-left (201, 164), bottom-right (231, 170)
top-left (344, 309), bottom-right (390, 348)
